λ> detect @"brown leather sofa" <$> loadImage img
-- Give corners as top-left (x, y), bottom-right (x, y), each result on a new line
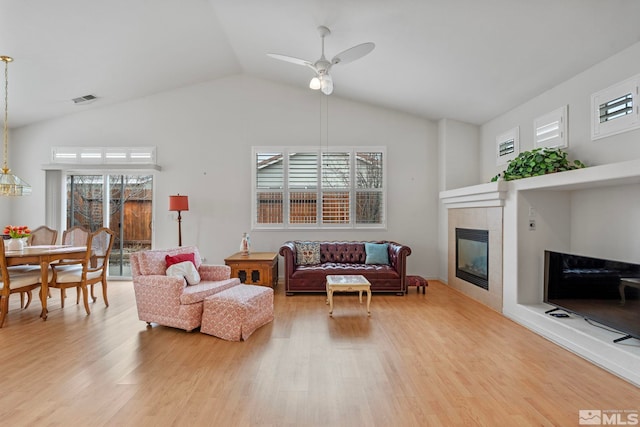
top-left (279, 241), bottom-right (412, 295)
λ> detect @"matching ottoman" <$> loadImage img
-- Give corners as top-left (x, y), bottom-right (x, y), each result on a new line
top-left (201, 285), bottom-right (274, 341)
top-left (407, 275), bottom-right (428, 294)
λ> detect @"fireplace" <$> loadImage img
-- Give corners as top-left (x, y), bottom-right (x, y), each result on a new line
top-left (456, 228), bottom-right (489, 290)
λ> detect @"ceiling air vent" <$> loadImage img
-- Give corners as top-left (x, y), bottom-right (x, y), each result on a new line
top-left (72, 94), bottom-right (98, 104)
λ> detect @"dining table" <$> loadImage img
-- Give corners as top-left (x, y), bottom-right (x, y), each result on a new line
top-left (5, 245), bottom-right (87, 320)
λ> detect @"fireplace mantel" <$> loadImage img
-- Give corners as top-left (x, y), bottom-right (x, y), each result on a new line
top-left (440, 157), bottom-right (640, 203)
top-left (506, 157), bottom-right (640, 191)
top-left (440, 181), bottom-right (507, 209)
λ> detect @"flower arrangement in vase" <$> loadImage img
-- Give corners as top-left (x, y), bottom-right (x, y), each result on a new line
top-left (4, 225), bottom-right (31, 239)
top-left (3, 225), bottom-right (31, 251)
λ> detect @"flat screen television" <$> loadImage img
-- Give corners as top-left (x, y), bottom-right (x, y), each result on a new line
top-left (544, 250), bottom-right (640, 343)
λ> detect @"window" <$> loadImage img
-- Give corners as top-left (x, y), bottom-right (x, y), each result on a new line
top-left (253, 147), bottom-right (386, 229)
top-left (496, 127), bottom-right (519, 165)
top-left (600, 94), bottom-right (633, 122)
top-left (499, 140), bottom-right (515, 157)
top-left (591, 74), bottom-right (640, 140)
top-left (51, 146), bottom-right (157, 165)
top-left (66, 173), bottom-right (154, 278)
top-left (43, 147), bottom-right (159, 280)
top-left (534, 105), bottom-right (567, 149)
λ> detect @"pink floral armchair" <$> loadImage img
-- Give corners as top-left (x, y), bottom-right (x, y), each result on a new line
top-left (131, 246), bottom-right (240, 331)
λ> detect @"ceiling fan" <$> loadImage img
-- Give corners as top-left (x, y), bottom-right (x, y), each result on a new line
top-left (267, 26), bottom-right (375, 95)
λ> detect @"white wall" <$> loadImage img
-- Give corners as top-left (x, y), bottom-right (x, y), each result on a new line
top-left (481, 41), bottom-right (640, 182)
top-left (570, 185), bottom-right (640, 263)
top-left (7, 75), bottom-right (439, 278)
top-left (438, 119), bottom-right (480, 192)
top-left (437, 118), bottom-right (480, 282)
top-left (477, 40), bottom-right (640, 263)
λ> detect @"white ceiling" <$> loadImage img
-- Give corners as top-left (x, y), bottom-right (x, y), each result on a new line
top-left (2, 0), bottom-right (640, 128)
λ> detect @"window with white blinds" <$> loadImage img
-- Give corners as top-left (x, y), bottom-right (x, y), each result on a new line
top-left (498, 139), bottom-right (515, 156)
top-left (255, 152), bottom-right (285, 225)
top-left (51, 146), bottom-right (156, 164)
top-left (600, 94), bottom-right (633, 123)
top-left (591, 74), bottom-right (640, 140)
top-left (534, 105), bottom-right (567, 149)
top-left (252, 147), bottom-right (386, 229)
top-left (496, 127), bottom-right (519, 165)
top-left (355, 151), bottom-right (383, 224)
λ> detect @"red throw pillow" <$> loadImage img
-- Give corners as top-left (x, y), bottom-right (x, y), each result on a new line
top-left (165, 253), bottom-right (196, 269)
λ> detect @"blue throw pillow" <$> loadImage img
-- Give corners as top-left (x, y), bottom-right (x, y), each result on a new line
top-left (365, 242), bottom-right (389, 265)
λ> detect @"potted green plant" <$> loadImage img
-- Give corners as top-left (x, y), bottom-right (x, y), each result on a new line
top-left (491, 147), bottom-right (586, 182)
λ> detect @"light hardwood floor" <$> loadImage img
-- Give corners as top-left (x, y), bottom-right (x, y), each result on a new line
top-left (1, 281), bottom-right (638, 426)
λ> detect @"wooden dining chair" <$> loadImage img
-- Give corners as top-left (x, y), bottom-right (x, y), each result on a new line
top-left (0, 239), bottom-right (43, 327)
top-left (21, 225), bottom-right (58, 308)
top-left (49, 227), bottom-right (115, 314)
top-left (53, 226), bottom-right (90, 307)
top-left (61, 226), bottom-right (90, 247)
top-left (27, 225), bottom-right (58, 246)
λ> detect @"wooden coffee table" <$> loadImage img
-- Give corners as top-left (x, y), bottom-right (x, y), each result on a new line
top-left (326, 274), bottom-right (371, 317)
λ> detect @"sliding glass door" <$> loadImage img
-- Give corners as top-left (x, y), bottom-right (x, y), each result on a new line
top-left (67, 174), bottom-right (153, 278)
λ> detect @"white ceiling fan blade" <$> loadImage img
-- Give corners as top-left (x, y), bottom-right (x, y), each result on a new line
top-left (331, 42), bottom-right (375, 65)
top-left (267, 53), bottom-right (315, 69)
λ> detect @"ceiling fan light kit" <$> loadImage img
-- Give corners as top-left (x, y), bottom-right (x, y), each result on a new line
top-left (268, 26), bottom-right (374, 95)
top-left (311, 73), bottom-right (333, 95)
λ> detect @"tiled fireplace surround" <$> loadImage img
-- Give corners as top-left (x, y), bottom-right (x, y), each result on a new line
top-left (440, 159), bottom-right (640, 387)
top-left (447, 207), bottom-right (503, 312)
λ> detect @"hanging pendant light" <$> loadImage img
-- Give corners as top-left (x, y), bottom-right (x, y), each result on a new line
top-left (0, 56), bottom-right (30, 196)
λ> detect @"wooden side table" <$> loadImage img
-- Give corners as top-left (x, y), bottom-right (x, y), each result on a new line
top-left (224, 252), bottom-right (278, 288)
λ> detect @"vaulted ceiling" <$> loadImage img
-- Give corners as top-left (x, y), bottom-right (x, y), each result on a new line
top-left (3, 0), bottom-right (640, 128)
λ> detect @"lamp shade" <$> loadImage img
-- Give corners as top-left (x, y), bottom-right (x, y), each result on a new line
top-left (169, 195), bottom-right (189, 211)
top-left (320, 74), bottom-right (333, 95)
top-left (309, 76), bottom-right (321, 90)
top-left (0, 170), bottom-right (31, 196)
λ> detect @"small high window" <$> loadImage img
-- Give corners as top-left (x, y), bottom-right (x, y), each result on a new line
top-left (591, 74), bottom-right (640, 140)
top-left (600, 94), bottom-right (633, 123)
top-left (51, 146), bottom-right (156, 165)
top-left (534, 105), bottom-right (567, 149)
top-left (496, 127), bottom-right (519, 165)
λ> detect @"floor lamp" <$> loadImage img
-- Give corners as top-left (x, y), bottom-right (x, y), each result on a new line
top-left (169, 194), bottom-right (189, 246)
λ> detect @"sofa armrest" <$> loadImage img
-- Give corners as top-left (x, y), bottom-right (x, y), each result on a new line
top-left (133, 274), bottom-right (186, 309)
top-left (279, 241), bottom-right (297, 284)
top-left (387, 241), bottom-right (412, 284)
top-left (198, 264), bottom-right (231, 282)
